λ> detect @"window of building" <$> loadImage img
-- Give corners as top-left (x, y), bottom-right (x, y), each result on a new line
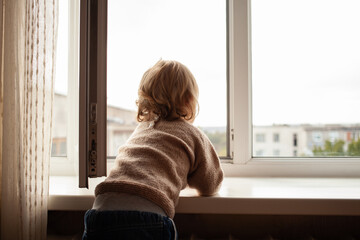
top-left (329, 131), bottom-right (339, 143)
top-left (273, 149), bottom-right (280, 156)
top-left (273, 133), bottom-right (280, 143)
top-left (312, 132), bottom-right (323, 143)
top-left (293, 134), bottom-right (298, 147)
top-left (255, 133), bottom-right (266, 143)
top-left (293, 150), bottom-right (298, 157)
top-left (256, 150), bottom-right (264, 156)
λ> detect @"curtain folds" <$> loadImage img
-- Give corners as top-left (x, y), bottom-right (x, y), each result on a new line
top-left (1, 0), bottom-right (58, 239)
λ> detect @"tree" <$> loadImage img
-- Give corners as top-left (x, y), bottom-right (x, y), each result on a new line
top-left (348, 138), bottom-right (360, 156)
top-left (203, 130), bottom-right (227, 156)
top-left (313, 139), bottom-right (345, 156)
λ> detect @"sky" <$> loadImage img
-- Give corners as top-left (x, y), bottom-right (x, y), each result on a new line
top-left (106, 0), bottom-right (227, 127)
top-left (251, 0), bottom-right (360, 125)
top-left (55, 0), bottom-right (360, 127)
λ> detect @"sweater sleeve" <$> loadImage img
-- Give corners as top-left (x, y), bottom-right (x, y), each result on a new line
top-left (187, 131), bottom-right (224, 196)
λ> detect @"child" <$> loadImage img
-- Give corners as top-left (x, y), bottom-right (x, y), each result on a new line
top-left (82, 60), bottom-right (224, 240)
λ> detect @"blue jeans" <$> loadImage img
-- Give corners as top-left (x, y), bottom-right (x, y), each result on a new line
top-left (82, 210), bottom-right (177, 240)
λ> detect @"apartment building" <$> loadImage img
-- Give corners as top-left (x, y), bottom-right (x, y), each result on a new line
top-left (253, 124), bottom-right (360, 157)
top-left (52, 93), bottom-right (138, 157)
top-left (253, 125), bottom-right (307, 157)
top-left (53, 94), bottom-right (360, 158)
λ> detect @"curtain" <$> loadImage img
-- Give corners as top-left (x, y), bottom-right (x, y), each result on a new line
top-left (1, 0), bottom-right (58, 239)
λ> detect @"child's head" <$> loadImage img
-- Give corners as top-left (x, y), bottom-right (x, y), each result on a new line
top-left (136, 60), bottom-right (199, 122)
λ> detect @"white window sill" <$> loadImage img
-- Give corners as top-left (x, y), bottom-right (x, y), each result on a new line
top-left (49, 176), bottom-right (360, 216)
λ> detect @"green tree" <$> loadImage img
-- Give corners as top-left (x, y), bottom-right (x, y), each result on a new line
top-left (348, 138), bottom-right (360, 156)
top-left (203, 131), bottom-right (227, 156)
top-left (313, 139), bottom-right (345, 156)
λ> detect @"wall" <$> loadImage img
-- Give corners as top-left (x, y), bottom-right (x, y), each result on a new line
top-left (47, 211), bottom-right (360, 239)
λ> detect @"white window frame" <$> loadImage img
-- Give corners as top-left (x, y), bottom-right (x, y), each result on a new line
top-left (50, 0), bottom-right (79, 177)
top-left (51, 0), bottom-right (360, 178)
top-left (225, 0), bottom-right (360, 177)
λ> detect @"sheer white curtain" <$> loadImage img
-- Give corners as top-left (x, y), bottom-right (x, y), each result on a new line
top-left (1, 0), bottom-right (58, 239)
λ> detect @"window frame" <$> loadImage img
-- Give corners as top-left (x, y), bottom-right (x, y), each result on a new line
top-left (227, 0), bottom-right (360, 177)
top-left (79, 0), bottom-right (107, 187)
top-left (50, 0), bottom-right (80, 177)
top-left (50, 0), bottom-right (360, 179)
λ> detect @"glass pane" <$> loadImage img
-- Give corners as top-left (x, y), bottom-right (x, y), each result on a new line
top-left (251, 0), bottom-right (360, 157)
top-left (107, 0), bottom-right (227, 157)
top-left (52, 0), bottom-right (68, 157)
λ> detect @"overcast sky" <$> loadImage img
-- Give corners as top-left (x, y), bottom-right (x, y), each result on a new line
top-left (252, 0), bottom-right (360, 126)
top-left (55, 0), bottom-right (360, 127)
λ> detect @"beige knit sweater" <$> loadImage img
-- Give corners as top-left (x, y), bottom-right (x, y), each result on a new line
top-left (95, 119), bottom-right (224, 218)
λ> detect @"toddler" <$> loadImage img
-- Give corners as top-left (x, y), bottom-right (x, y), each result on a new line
top-left (82, 60), bottom-right (224, 240)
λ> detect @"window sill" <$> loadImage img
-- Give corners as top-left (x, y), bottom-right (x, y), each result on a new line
top-left (49, 176), bottom-right (360, 216)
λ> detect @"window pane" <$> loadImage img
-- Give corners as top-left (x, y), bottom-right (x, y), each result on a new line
top-left (52, 0), bottom-right (68, 157)
top-left (107, 0), bottom-right (227, 157)
top-left (251, 0), bottom-right (360, 157)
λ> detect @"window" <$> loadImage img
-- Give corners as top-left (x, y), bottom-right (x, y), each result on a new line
top-left (251, 0), bottom-right (360, 159)
top-left (52, 0), bottom-right (69, 157)
top-left (107, 0), bottom-right (228, 158)
top-left (312, 132), bottom-right (323, 144)
top-left (51, 138), bottom-right (67, 156)
top-left (51, 0), bottom-right (360, 179)
top-left (329, 132), bottom-right (339, 143)
top-left (255, 133), bottom-right (266, 143)
top-left (50, 0), bottom-right (79, 176)
top-left (273, 133), bottom-right (280, 143)
top-left (273, 149), bottom-right (280, 156)
top-left (227, 0), bottom-right (359, 176)
top-left (293, 134), bottom-right (297, 147)
top-left (255, 150), bottom-right (264, 156)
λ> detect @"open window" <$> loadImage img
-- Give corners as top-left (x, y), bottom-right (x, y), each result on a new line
top-left (51, 0), bottom-right (360, 183)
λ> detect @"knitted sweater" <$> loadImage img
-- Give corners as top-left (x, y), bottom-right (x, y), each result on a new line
top-left (94, 119), bottom-right (224, 218)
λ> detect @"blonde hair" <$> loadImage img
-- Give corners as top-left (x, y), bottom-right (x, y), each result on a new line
top-left (136, 60), bottom-right (199, 122)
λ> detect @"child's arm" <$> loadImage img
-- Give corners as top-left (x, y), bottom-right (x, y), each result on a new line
top-left (187, 132), bottom-right (224, 196)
